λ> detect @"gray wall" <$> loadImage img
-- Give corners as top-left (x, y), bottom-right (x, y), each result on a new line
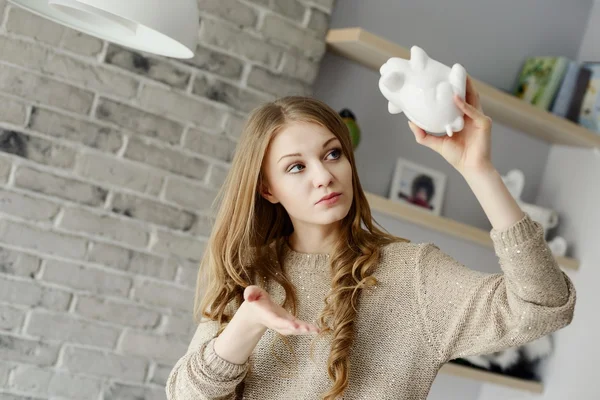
top-left (313, 0), bottom-right (596, 399)
top-left (314, 0), bottom-right (593, 231)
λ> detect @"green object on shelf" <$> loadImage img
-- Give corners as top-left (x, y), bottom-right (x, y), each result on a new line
top-left (339, 108), bottom-right (361, 150)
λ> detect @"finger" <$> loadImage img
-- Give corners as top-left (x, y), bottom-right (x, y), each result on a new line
top-left (408, 121), bottom-right (444, 153)
top-left (244, 286), bottom-right (263, 302)
top-left (453, 94), bottom-right (486, 122)
top-left (465, 76), bottom-right (482, 111)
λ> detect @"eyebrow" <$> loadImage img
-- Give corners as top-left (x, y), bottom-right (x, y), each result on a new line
top-left (277, 137), bottom-right (339, 163)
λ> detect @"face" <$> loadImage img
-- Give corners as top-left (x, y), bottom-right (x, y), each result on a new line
top-left (260, 121), bottom-right (353, 228)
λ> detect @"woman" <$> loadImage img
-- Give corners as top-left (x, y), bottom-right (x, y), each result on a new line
top-left (166, 77), bottom-right (576, 399)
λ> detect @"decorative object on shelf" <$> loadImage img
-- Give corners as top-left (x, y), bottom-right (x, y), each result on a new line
top-left (7, 0), bottom-right (199, 59)
top-left (378, 46), bottom-right (467, 137)
top-left (578, 62), bottom-right (600, 134)
top-left (339, 108), bottom-right (361, 150)
top-left (547, 236), bottom-right (568, 257)
top-left (455, 334), bottom-right (553, 382)
top-left (389, 157), bottom-right (446, 216)
top-left (513, 56), bottom-right (571, 110)
top-left (500, 169), bottom-right (560, 238)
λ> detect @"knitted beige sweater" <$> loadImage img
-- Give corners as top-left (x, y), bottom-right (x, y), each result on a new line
top-left (166, 213), bottom-right (576, 399)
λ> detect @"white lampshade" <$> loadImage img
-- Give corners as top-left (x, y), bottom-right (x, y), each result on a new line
top-left (8, 0), bottom-right (199, 58)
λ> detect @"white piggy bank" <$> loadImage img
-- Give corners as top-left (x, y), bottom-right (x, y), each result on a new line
top-left (378, 46), bottom-right (467, 137)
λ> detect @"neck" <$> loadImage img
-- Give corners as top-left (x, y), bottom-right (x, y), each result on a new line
top-left (286, 223), bottom-right (341, 254)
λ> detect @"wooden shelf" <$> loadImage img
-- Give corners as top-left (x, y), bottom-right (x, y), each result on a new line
top-left (441, 362), bottom-right (544, 393)
top-left (365, 191), bottom-right (579, 270)
top-left (326, 27), bottom-right (600, 149)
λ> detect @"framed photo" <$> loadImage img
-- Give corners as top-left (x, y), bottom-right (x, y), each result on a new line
top-left (388, 157), bottom-right (447, 216)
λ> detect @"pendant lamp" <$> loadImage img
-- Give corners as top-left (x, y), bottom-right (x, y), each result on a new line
top-left (8, 0), bottom-right (199, 58)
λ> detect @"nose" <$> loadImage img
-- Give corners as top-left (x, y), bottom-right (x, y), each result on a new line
top-left (312, 162), bottom-right (334, 188)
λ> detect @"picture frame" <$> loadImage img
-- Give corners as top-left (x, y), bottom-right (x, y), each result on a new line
top-left (388, 157), bottom-right (447, 216)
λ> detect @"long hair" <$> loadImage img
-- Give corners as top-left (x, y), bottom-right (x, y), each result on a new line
top-left (195, 96), bottom-right (409, 399)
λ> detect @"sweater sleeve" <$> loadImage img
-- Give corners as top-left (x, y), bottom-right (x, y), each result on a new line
top-left (414, 212), bottom-right (576, 363)
top-left (165, 318), bottom-right (249, 400)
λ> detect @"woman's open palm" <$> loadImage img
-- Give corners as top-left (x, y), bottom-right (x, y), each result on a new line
top-left (243, 285), bottom-right (320, 336)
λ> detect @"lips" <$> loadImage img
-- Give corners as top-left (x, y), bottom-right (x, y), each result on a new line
top-left (317, 192), bottom-right (341, 204)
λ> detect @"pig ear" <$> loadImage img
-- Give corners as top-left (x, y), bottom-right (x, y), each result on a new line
top-left (380, 71), bottom-right (404, 91)
top-left (388, 102), bottom-right (403, 114)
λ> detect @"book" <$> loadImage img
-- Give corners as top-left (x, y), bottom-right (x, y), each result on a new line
top-left (578, 62), bottom-right (600, 133)
top-left (513, 56), bottom-right (571, 110)
top-left (550, 61), bottom-right (592, 122)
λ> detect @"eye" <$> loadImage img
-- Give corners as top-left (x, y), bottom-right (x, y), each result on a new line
top-left (326, 148), bottom-right (342, 160)
top-left (288, 163), bottom-right (304, 173)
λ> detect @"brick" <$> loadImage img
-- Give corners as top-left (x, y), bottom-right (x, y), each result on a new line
top-left (120, 330), bottom-right (188, 364)
top-left (162, 312), bottom-right (195, 340)
top-left (0, 64), bottom-right (94, 115)
top-left (183, 44), bottom-right (244, 80)
top-left (198, 0), bottom-right (257, 28)
top-left (0, 303), bottom-right (25, 331)
top-left (104, 382), bottom-right (166, 400)
top-left (43, 259), bottom-right (132, 297)
top-left (63, 346), bottom-right (148, 382)
top-left (134, 279), bottom-right (194, 311)
top-left (0, 34), bottom-right (49, 71)
top-left (190, 214), bottom-right (214, 237)
top-left (44, 53), bottom-right (139, 99)
top-left (0, 94), bottom-right (27, 125)
top-left (0, 188), bottom-right (60, 222)
top-left (150, 363), bottom-right (173, 386)
top-left (164, 177), bottom-right (217, 211)
top-left (171, 257), bottom-right (200, 289)
top-left (307, 7), bottom-right (330, 35)
top-left (105, 44), bottom-right (191, 89)
top-left (301, 0), bottom-right (336, 12)
top-left (61, 28), bottom-right (104, 57)
top-left (124, 136), bottom-right (209, 180)
top-left (15, 166), bottom-right (108, 207)
top-left (75, 295), bottom-right (161, 329)
top-left (138, 85), bottom-right (226, 129)
top-left (0, 129), bottom-right (76, 169)
top-left (6, 7), bottom-right (64, 45)
top-left (0, 334), bottom-right (59, 365)
top-left (199, 19), bottom-right (283, 69)
top-left (192, 74), bottom-right (270, 113)
top-left (76, 152), bottom-right (164, 196)
top-left (26, 310), bottom-right (121, 348)
top-left (11, 365), bottom-right (103, 399)
top-left (111, 192), bottom-right (197, 231)
top-left (60, 207), bottom-right (150, 248)
top-left (224, 113), bottom-right (247, 139)
top-left (0, 155), bottom-right (11, 183)
top-left (261, 14), bottom-right (326, 59)
top-left (0, 360), bottom-right (11, 385)
top-left (206, 164), bottom-right (230, 189)
top-left (183, 128), bottom-right (237, 162)
top-left (0, 219), bottom-right (87, 260)
top-left (280, 51), bottom-right (320, 84)
top-left (96, 97), bottom-right (183, 145)
top-left (273, 0), bottom-right (307, 22)
top-left (29, 107), bottom-right (123, 152)
top-left (0, 276), bottom-right (71, 311)
top-left (87, 242), bottom-right (175, 280)
top-left (153, 230), bottom-right (206, 260)
top-left (0, 246), bottom-right (41, 278)
top-left (247, 65), bottom-right (312, 97)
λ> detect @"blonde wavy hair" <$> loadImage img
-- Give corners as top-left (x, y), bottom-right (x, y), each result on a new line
top-left (195, 96), bottom-right (409, 399)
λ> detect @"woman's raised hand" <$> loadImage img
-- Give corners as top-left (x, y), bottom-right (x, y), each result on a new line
top-left (240, 285), bottom-right (320, 336)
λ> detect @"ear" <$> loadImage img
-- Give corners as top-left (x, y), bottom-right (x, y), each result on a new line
top-left (260, 182), bottom-right (279, 204)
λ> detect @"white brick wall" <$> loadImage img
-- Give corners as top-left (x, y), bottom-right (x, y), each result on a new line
top-left (0, 0), bottom-right (334, 398)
